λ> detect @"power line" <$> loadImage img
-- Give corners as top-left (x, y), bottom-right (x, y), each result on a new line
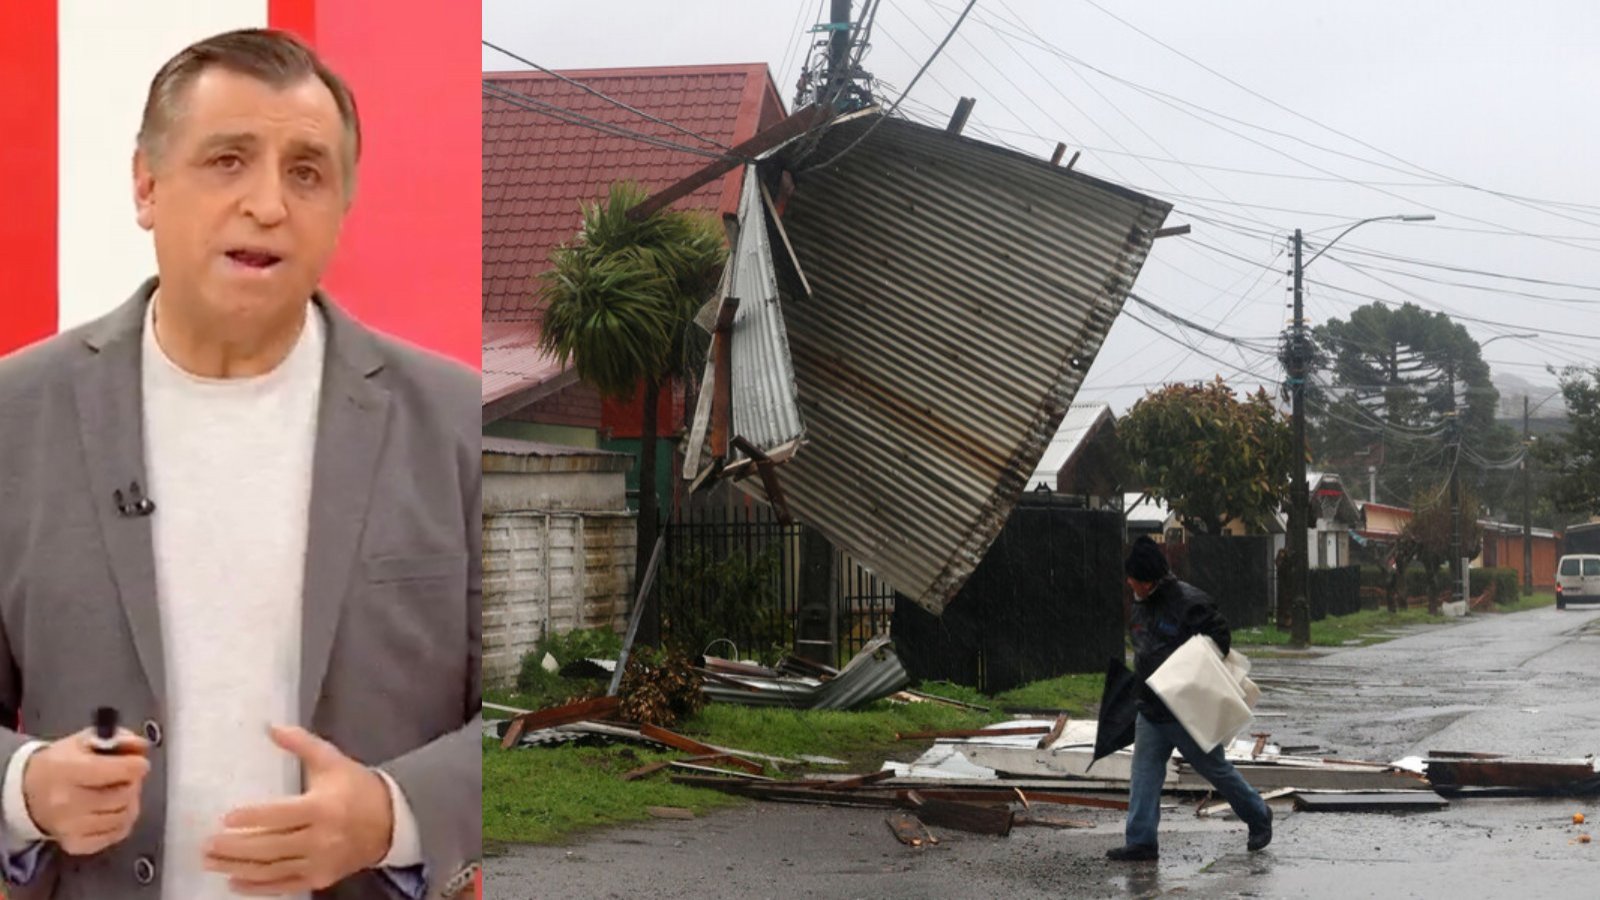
top-left (481, 83), bottom-right (734, 161)
top-left (942, 5), bottom-right (1600, 256)
top-left (482, 42), bottom-right (730, 150)
top-left (1078, 0), bottom-right (1600, 223)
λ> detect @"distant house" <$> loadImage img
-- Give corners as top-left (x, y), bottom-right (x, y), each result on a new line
top-left (1028, 403), bottom-right (1119, 508)
top-left (1478, 520), bottom-right (1560, 590)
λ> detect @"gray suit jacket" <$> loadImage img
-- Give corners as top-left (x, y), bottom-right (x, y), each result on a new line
top-left (0, 281), bottom-right (482, 898)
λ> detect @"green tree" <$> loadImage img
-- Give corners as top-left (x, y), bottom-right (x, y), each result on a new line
top-left (539, 182), bottom-right (727, 595)
top-left (1532, 366), bottom-right (1600, 516)
top-left (1394, 481), bottom-right (1482, 615)
top-left (1309, 302), bottom-right (1516, 505)
top-left (1120, 379), bottom-right (1295, 535)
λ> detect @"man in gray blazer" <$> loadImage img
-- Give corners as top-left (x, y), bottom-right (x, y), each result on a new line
top-left (0, 29), bottom-right (480, 899)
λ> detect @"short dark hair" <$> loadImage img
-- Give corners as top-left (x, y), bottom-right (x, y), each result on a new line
top-left (138, 29), bottom-right (361, 185)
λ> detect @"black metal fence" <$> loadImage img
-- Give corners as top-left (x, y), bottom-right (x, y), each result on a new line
top-left (1310, 565), bottom-right (1362, 620)
top-left (658, 502), bottom-right (799, 660)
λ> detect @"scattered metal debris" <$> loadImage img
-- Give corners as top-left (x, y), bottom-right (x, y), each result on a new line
top-left (697, 635), bottom-right (910, 710)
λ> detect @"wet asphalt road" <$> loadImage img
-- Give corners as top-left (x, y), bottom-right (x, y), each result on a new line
top-left (486, 604), bottom-right (1600, 899)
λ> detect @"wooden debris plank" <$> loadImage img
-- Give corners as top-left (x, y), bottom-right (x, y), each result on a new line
top-left (1426, 758), bottom-right (1597, 791)
top-left (668, 755), bottom-right (774, 778)
top-left (1036, 715), bottom-right (1069, 750)
top-left (1199, 787), bottom-right (1295, 817)
top-left (892, 690), bottom-right (991, 712)
top-left (500, 696), bottom-right (621, 749)
top-left (895, 726), bottom-right (1051, 741)
top-left (906, 790), bottom-right (1014, 837)
top-left (646, 806), bottom-right (695, 820)
top-left (816, 770), bottom-right (896, 792)
top-left (886, 813), bottom-right (927, 847)
top-left (912, 789), bottom-right (1129, 811)
top-left (621, 761), bottom-right (672, 782)
top-left (639, 723), bottom-right (764, 774)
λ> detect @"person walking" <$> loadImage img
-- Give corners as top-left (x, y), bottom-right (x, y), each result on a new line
top-left (1105, 536), bottom-right (1272, 861)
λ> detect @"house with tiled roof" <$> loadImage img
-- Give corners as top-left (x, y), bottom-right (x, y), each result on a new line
top-left (481, 63), bottom-right (788, 461)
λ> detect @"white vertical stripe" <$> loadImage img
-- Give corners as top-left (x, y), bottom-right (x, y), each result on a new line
top-left (58, 0), bottom-right (269, 331)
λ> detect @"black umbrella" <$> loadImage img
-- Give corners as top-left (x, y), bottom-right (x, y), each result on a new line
top-left (1087, 656), bottom-right (1139, 772)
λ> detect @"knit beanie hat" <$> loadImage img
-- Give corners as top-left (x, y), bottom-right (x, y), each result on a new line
top-left (1124, 535), bottom-right (1170, 582)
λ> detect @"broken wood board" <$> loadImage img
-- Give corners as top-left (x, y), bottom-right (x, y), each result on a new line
top-left (908, 789), bottom-right (1128, 812)
top-left (639, 723), bottom-right (764, 774)
top-left (500, 696), bottom-right (621, 748)
top-left (891, 690), bottom-right (991, 712)
top-left (646, 806), bottom-right (695, 820)
top-left (621, 761), bottom-right (672, 782)
top-left (1293, 792), bottom-right (1449, 813)
top-left (815, 770), bottom-right (896, 791)
top-left (1194, 763), bottom-right (1425, 793)
top-left (667, 761), bottom-right (775, 781)
top-left (1199, 788), bottom-right (1295, 817)
top-left (907, 791), bottom-right (1014, 837)
top-left (1426, 758), bottom-right (1600, 796)
top-left (1037, 715), bottom-right (1069, 751)
top-left (670, 777), bottom-right (901, 808)
top-left (886, 812), bottom-right (936, 847)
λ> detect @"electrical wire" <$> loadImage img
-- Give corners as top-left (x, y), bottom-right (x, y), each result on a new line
top-left (482, 42), bottom-right (730, 149)
top-left (481, 83), bottom-right (735, 161)
top-left (801, 0), bottom-right (979, 173)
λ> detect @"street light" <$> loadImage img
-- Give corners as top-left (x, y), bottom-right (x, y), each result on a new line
top-left (1285, 214), bottom-right (1434, 647)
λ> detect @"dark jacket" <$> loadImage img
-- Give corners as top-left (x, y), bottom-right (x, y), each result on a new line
top-left (1129, 577), bottom-right (1231, 722)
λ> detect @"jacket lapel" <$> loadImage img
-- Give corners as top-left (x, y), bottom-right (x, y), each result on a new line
top-left (299, 298), bottom-right (391, 723)
top-left (73, 281), bottom-right (167, 709)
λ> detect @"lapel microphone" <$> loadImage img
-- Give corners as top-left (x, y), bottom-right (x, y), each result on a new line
top-left (114, 481), bottom-right (156, 518)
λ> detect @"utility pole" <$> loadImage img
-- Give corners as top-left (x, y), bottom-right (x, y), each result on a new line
top-left (1523, 394), bottom-right (1533, 596)
top-left (826, 0), bottom-right (852, 94)
top-left (1281, 215), bottom-right (1431, 642)
top-left (1288, 229), bottom-right (1312, 647)
top-left (1447, 359), bottom-right (1464, 610)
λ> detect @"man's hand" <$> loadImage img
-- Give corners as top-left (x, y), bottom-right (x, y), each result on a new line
top-left (203, 725), bottom-right (394, 896)
top-left (22, 727), bottom-right (151, 856)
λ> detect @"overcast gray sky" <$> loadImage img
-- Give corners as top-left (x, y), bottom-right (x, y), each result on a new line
top-left (483, 0), bottom-right (1600, 415)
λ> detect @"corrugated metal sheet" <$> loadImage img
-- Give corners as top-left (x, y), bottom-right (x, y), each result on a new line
top-left (700, 635), bottom-right (909, 709)
top-left (1028, 402), bottom-right (1112, 491)
top-left (728, 166), bottom-right (805, 455)
top-left (747, 115), bottom-right (1169, 613)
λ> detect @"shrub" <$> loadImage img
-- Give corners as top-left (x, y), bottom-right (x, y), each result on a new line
top-left (1469, 566), bottom-right (1521, 605)
top-left (659, 543), bottom-right (789, 663)
top-left (516, 626), bottom-right (624, 695)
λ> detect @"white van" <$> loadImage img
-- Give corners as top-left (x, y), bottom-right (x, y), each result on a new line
top-left (1555, 554), bottom-right (1600, 609)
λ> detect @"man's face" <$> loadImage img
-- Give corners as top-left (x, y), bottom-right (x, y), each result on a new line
top-left (1127, 576), bottom-right (1155, 600)
top-left (134, 67), bottom-right (350, 331)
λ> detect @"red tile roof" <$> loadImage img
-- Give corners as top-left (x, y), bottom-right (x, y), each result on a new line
top-left (483, 63), bottom-right (786, 321)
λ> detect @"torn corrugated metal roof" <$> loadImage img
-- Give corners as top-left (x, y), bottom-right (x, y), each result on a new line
top-left (683, 165), bottom-right (807, 480)
top-left (741, 114), bottom-right (1169, 614)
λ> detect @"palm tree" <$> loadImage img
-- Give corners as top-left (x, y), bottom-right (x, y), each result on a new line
top-left (539, 182), bottom-right (727, 602)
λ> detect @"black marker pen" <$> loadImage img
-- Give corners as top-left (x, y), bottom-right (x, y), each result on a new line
top-left (90, 707), bottom-right (119, 755)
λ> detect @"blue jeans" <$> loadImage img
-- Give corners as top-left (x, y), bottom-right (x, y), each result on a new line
top-left (1125, 712), bottom-right (1269, 848)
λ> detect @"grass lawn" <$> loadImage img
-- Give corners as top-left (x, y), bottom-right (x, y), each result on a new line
top-left (1233, 607), bottom-right (1451, 647)
top-left (483, 672), bottom-right (1105, 846)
